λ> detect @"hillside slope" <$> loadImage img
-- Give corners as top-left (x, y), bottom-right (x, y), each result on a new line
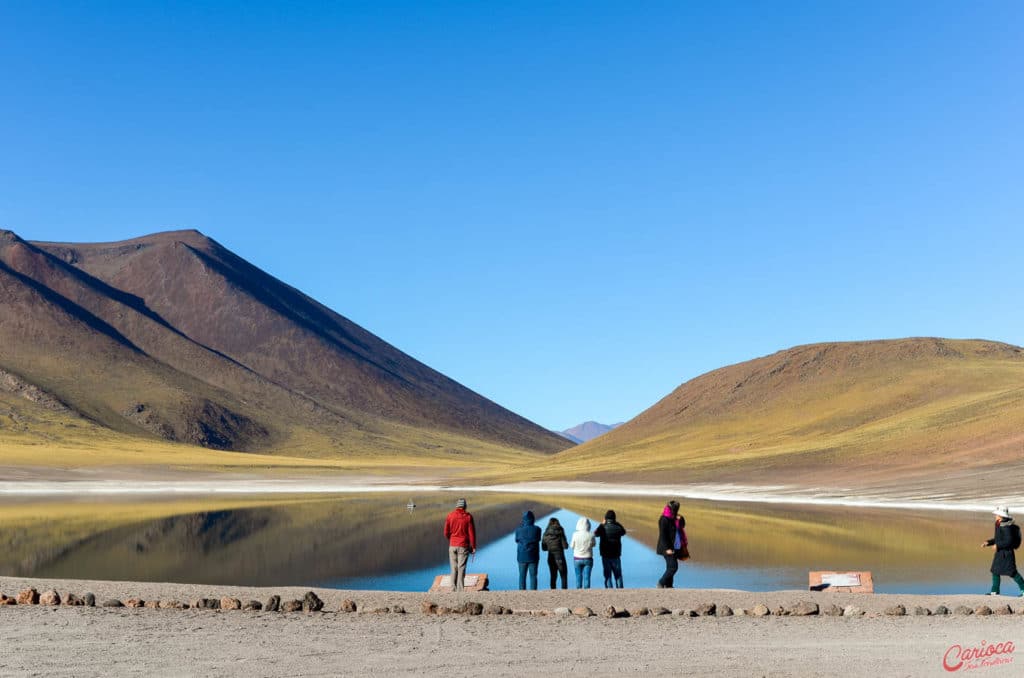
top-left (0, 229), bottom-right (570, 460)
top-left (539, 338), bottom-right (1024, 486)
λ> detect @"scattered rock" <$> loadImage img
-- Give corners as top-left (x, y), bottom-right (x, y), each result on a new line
top-left (954, 605), bottom-right (973, 616)
top-left (772, 606), bottom-right (787, 616)
top-left (220, 597), bottom-right (241, 611)
top-left (125, 598), bottom-right (144, 609)
top-left (302, 591), bottom-right (324, 613)
top-left (436, 606), bottom-right (452, 615)
top-left (716, 605), bottom-right (734, 617)
top-left (484, 605), bottom-right (505, 615)
top-left (553, 607), bottom-right (572, 617)
top-left (734, 609), bottom-right (748, 616)
top-left (933, 605), bottom-right (949, 615)
top-left (465, 602), bottom-right (483, 616)
top-left (842, 606), bottom-right (865, 617)
top-left (17, 589), bottom-right (39, 605)
top-left (161, 600), bottom-right (185, 610)
top-left (601, 606), bottom-right (618, 619)
top-left (391, 605), bottom-right (406, 614)
top-left (823, 604), bottom-right (843, 617)
top-left (572, 607), bottom-right (594, 618)
top-left (265, 595), bottom-right (281, 612)
top-left (420, 601), bottom-right (437, 615)
top-left (39, 590), bottom-right (62, 606)
top-left (974, 605), bottom-right (992, 616)
top-left (695, 603), bottom-right (717, 617)
top-left (242, 601), bottom-right (262, 611)
top-left (144, 600), bottom-right (160, 609)
top-left (102, 599), bottom-right (124, 608)
top-left (913, 606), bottom-right (931, 616)
top-left (650, 607), bottom-right (670, 616)
top-left (884, 605), bottom-right (906, 617)
top-left (84, 593), bottom-right (96, 607)
top-left (789, 601), bottom-right (819, 616)
top-left (993, 604), bottom-right (1012, 615)
top-left (503, 607), bottom-right (514, 615)
top-left (751, 604), bottom-right (770, 617)
top-left (64, 594), bottom-right (85, 607)
top-left (339, 599), bottom-right (357, 613)
top-left (281, 600), bottom-right (303, 613)
top-left (629, 607), bottom-right (649, 617)
top-left (0, 594), bottom-right (15, 606)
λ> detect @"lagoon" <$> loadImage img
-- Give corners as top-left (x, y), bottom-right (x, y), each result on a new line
top-left (0, 492), bottom-right (999, 595)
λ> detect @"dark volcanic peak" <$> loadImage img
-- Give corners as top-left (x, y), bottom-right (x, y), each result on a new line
top-left (2, 228), bottom-right (570, 457)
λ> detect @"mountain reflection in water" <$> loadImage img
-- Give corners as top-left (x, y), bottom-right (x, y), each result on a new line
top-left (0, 493), bottom-right (997, 593)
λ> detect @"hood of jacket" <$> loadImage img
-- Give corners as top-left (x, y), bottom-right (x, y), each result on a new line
top-left (576, 517), bottom-right (591, 532)
top-left (521, 510), bottom-right (535, 526)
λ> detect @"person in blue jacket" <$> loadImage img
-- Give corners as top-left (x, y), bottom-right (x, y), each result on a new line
top-left (515, 510), bottom-right (542, 590)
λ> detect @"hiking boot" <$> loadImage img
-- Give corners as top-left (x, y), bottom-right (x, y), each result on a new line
top-left (987, 591), bottom-right (1000, 596)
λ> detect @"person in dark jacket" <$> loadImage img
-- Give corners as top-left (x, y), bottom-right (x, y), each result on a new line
top-left (983, 506), bottom-right (1024, 596)
top-left (541, 517), bottom-right (569, 589)
top-left (656, 500), bottom-right (686, 588)
top-left (515, 510), bottom-right (542, 590)
top-left (594, 509), bottom-right (626, 588)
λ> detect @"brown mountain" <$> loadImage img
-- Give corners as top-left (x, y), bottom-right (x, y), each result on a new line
top-left (540, 338), bottom-right (1024, 489)
top-left (0, 229), bottom-right (570, 457)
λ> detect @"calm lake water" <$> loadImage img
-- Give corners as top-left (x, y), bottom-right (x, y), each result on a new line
top-left (0, 492), bottom-right (1004, 595)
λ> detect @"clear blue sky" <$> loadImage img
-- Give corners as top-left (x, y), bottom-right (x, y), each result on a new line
top-left (2, 2), bottom-right (1021, 431)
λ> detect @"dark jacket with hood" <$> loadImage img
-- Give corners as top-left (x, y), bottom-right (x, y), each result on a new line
top-left (656, 507), bottom-right (686, 555)
top-left (987, 519), bottom-right (1022, 576)
top-left (541, 519), bottom-right (568, 560)
top-left (595, 520), bottom-right (626, 558)
top-left (515, 511), bottom-right (542, 563)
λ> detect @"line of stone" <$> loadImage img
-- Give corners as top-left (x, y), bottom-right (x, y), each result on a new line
top-left (3, 589), bottom-right (1021, 618)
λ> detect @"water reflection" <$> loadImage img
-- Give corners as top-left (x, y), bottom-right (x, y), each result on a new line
top-left (0, 493), bottom-right (998, 594)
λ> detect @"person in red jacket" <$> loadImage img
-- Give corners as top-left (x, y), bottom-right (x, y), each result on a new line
top-left (444, 498), bottom-right (477, 591)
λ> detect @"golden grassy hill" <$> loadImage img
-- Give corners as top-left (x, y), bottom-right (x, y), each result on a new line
top-left (528, 338), bottom-right (1024, 486)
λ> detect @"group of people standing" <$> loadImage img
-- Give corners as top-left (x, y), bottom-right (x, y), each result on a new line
top-left (444, 498), bottom-right (688, 591)
top-left (517, 510), bottom-right (626, 590)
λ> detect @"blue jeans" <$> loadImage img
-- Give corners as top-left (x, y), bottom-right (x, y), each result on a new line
top-left (602, 557), bottom-right (623, 588)
top-left (574, 558), bottom-right (593, 589)
top-left (518, 561), bottom-right (538, 590)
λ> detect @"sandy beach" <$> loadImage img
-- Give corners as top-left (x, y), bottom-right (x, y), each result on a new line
top-left (2, 575), bottom-right (1023, 677)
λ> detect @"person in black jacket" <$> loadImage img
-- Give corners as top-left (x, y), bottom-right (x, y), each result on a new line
top-left (983, 506), bottom-right (1024, 596)
top-left (541, 516), bottom-right (569, 589)
top-left (594, 509), bottom-right (626, 588)
top-left (656, 500), bottom-right (685, 588)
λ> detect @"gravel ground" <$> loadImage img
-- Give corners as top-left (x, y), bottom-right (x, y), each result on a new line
top-left (2, 576), bottom-right (1023, 677)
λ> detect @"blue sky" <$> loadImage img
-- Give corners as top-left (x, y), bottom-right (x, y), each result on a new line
top-left (2, 2), bottom-right (1021, 431)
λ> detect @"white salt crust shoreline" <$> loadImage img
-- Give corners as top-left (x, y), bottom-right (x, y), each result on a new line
top-left (2, 576), bottom-right (1023, 677)
top-left (1, 478), bottom-right (1021, 513)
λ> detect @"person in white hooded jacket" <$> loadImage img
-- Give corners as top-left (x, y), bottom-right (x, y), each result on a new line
top-left (570, 516), bottom-right (596, 589)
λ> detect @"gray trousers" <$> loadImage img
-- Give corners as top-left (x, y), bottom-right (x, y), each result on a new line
top-left (449, 546), bottom-right (470, 590)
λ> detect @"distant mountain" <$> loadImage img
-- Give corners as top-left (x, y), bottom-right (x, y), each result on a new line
top-left (0, 229), bottom-right (571, 457)
top-left (561, 421), bottom-right (623, 444)
top-left (546, 338), bottom-right (1024, 489)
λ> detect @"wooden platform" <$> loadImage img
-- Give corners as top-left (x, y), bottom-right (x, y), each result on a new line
top-left (809, 571), bottom-right (874, 593)
top-left (428, 573), bottom-right (489, 592)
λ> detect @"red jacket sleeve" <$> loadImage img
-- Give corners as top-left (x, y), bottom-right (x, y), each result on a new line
top-left (468, 515), bottom-right (477, 550)
top-left (444, 513), bottom-right (452, 540)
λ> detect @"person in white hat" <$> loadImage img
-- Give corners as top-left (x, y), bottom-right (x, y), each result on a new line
top-left (982, 506), bottom-right (1024, 596)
